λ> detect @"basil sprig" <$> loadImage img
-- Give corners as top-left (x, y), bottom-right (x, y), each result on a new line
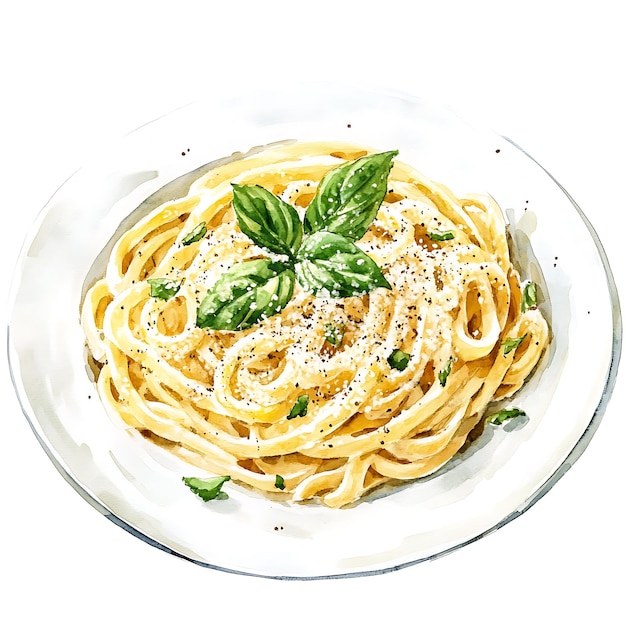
top-left (195, 151), bottom-right (397, 331)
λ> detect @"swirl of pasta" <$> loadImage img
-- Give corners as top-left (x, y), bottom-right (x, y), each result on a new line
top-left (81, 141), bottom-right (549, 507)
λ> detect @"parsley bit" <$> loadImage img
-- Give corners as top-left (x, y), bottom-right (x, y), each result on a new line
top-left (502, 334), bottom-right (527, 355)
top-left (182, 475), bottom-right (230, 501)
top-left (489, 408), bottom-right (526, 425)
top-left (522, 282), bottom-right (538, 312)
top-left (181, 221), bottom-right (207, 246)
top-left (428, 229), bottom-right (455, 242)
top-left (287, 395), bottom-right (309, 420)
top-left (147, 277), bottom-right (182, 301)
top-left (438, 357), bottom-right (453, 387)
top-left (324, 323), bottom-right (345, 346)
top-left (387, 348), bottom-right (411, 371)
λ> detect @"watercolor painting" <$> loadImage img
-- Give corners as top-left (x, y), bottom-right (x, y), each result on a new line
top-left (7, 84), bottom-right (621, 579)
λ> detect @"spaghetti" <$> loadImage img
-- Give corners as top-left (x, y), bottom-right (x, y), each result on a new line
top-left (81, 141), bottom-right (549, 508)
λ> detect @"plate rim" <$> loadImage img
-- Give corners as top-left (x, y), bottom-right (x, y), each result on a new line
top-left (6, 85), bottom-right (623, 579)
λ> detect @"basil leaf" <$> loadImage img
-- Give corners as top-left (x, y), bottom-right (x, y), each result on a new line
top-left (295, 231), bottom-right (391, 298)
top-left (428, 229), bottom-right (455, 242)
top-left (287, 395), bottom-right (309, 419)
top-left (147, 277), bottom-right (182, 300)
top-left (438, 357), bottom-right (453, 387)
top-left (324, 323), bottom-right (345, 347)
top-left (522, 282), bottom-right (538, 312)
top-left (303, 150), bottom-right (398, 241)
top-left (388, 348), bottom-right (411, 371)
top-left (183, 476), bottom-right (230, 501)
top-left (502, 334), bottom-right (527, 355)
top-left (275, 475), bottom-right (286, 490)
top-left (232, 184), bottom-right (303, 257)
top-left (181, 221), bottom-right (207, 245)
top-left (488, 408), bottom-right (526, 425)
top-left (196, 259), bottom-right (295, 331)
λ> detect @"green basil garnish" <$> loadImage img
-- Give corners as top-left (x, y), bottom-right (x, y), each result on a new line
top-left (196, 259), bottom-right (295, 331)
top-left (181, 221), bottom-right (207, 245)
top-left (295, 231), bottom-right (391, 298)
top-left (502, 335), bottom-right (527, 355)
top-left (522, 282), bottom-right (537, 312)
top-left (147, 277), bottom-right (182, 300)
top-left (195, 151), bottom-right (398, 332)
top-left (438, 357), bottom-right (453, 387)
top-left (275, 475), bottom-right (286, 490)
top-left (287, 395), bottom-right (309, 420)
top-left (183, 475), bottom-right (230, 501)
top-left (488, 408), bottom-right (526, 425)
top-left (428, 229), bottom-right (455, 242)
top-left (303, 151), bottom-right (398, 241)
top-left (231, 184), bottom-right (303, 258)
top-left (387, 348), bottom-right (411, 371)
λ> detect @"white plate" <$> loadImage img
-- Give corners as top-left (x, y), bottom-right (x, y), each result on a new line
top-left (7, 84), bottom-right (621, 579)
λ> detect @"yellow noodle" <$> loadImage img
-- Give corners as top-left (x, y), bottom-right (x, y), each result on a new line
top-left (81, 141), bottom-right (549, 507)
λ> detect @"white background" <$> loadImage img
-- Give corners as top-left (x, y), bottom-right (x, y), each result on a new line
top-left (1, 1), bottom-right (624, 623)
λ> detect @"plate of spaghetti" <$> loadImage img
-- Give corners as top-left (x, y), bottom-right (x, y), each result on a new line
top-left (8, 83), bottom-right (620, 578)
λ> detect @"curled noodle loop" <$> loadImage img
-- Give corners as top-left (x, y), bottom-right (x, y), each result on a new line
top-left (81, 142), bottom-right (549, 507)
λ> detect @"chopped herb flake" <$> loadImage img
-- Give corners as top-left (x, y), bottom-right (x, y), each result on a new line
top-left (428, 229), bottom-right (455, 241)
top-left (522, 282), bottom-right (538, 312)
top-left (147, 277), bottom-right (182, 300)
top-left (387, 348), bottom-right (411, 371)
top-left (324, 323), bottom-right (345, 346)
top-left (275, 475), bottom-right (285, 490)
top-left (182, 475), bottom-right (230, 501)
top-left (438, 357), bottom-right (453, 387)
top-left (287, 395), bottom-right (309, 420)
top-left (489, 408), bottom-right (526, 425)
top-left (182, 221), bottom-right (207, 245)
top-left (502, 334), bottom-right (527, 355)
